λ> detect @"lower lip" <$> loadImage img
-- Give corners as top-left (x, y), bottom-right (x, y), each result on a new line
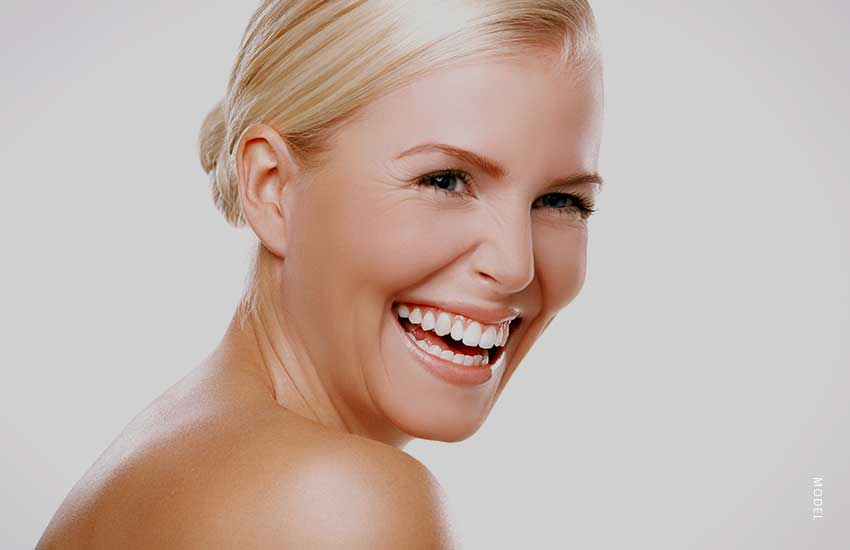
top-left (391, 313), bottom-right (505, 388)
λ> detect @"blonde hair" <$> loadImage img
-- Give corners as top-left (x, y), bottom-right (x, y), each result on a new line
top-left (198, 0), bottom-right (601, 323)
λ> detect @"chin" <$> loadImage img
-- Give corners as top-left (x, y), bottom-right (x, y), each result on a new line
top-left (394, 401), bottom-right (493, 443)
top-left (366, 363), bottom-right (502, 443)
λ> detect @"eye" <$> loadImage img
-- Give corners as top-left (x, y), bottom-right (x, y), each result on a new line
top-left (532, 192), bottom-right (597, 221)
top-left (414, 169), bottom-right (472, 197)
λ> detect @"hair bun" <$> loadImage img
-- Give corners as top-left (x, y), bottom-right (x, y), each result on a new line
top-left (199, 99), bottom-right (245, 226)
top-left (199, 99), bottom-right (226, 174)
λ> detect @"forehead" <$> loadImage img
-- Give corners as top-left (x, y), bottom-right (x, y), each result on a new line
top-left (336, 52), bottom-right (604, 171)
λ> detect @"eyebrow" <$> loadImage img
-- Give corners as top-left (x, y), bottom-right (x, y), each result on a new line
top-left (394, 142), bottom-right (604, 188)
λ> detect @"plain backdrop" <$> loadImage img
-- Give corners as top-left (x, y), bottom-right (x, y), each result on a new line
top-left (1, 1), bottom-right (848, 548)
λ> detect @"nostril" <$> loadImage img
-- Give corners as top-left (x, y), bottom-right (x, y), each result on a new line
top-left (475, 264), bottom-right (534, 295)
top-left (476, 270), bottom-right (498, 283)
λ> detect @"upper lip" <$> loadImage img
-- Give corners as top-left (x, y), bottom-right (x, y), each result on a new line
top-left (394, 299), bottom-right (521, 326)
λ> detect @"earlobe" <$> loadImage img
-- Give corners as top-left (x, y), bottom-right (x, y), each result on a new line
top-left (235, 123), bottom-right (298, 259)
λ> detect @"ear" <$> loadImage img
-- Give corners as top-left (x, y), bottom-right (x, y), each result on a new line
top-left (235, 123), bottom-right (299, 259)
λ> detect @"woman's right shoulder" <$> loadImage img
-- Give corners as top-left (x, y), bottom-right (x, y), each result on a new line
top-left (142, 409), bottom-right (457, 549)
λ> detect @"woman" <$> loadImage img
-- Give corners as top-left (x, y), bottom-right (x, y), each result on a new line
top-left (38, 0), bottom-right (604, 547)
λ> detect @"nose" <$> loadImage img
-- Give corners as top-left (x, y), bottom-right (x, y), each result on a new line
top-left (470, 206), bottom-right (535, 294)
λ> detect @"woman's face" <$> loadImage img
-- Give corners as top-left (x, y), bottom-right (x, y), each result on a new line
top-left (278, 51), bottom-right (603, 442)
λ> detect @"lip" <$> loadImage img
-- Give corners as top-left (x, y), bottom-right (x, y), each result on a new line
top-left (390, 309), bottom-right (510, 388)
top-left (393, 299), bottom-right (520, 326)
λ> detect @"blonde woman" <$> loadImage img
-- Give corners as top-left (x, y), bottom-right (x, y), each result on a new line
top-left (38, 0), bottom-right (604, 547)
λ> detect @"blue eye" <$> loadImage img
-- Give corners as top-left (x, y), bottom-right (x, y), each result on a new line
top-left (415, 170), bottom-right (471, 196)
top-left (533, 192), bottom-right (597, 220)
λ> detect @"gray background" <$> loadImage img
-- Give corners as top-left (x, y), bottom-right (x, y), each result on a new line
top-left (1, 1), bottom-right (848, 548)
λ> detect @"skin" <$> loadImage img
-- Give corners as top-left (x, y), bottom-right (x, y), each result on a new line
top-left (37, 49), bottom-right (603, 548)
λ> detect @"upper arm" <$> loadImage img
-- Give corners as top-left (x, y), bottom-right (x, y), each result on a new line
top-left (161, 440), bottom-right (457, 550)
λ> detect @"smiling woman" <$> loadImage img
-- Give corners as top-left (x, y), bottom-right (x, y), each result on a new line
top-left (37, 0), bottom-right (603, 548)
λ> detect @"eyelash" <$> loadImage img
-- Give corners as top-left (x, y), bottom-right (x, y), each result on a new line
top-left (414, 169), bottom-right (597, 220)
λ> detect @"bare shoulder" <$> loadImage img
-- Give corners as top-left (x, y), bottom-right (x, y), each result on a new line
top-left (150, 412), bottom-right (458, 549)
top-left (36, 362), bottom-right (457, 549)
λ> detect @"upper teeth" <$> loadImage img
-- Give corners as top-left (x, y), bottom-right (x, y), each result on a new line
top-left (395, 303), bottom-right (510, 349)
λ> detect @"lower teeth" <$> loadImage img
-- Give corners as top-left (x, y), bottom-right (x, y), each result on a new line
top-left (407, 332), bottom-right (489, 366)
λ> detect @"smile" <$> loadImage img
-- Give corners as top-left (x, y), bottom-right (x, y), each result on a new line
top-left (391, 301), bottom-right (520, 386)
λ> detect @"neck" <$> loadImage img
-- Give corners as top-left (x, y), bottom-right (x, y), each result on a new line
top-left (209, 250), bottom-right (413, 449)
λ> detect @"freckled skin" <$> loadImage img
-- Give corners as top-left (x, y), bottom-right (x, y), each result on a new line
top-left (37, 51), bottom-right (603, 548)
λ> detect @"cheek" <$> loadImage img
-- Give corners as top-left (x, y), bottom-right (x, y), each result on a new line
top-left (533, 225), bottom-right (588, 311)
top-left (292, 170), bottom-right (465, 301)
top-left (350, 202), bottom-right (469, 291)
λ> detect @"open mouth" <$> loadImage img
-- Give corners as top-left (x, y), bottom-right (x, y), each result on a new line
top-left (391, 302), bottom-right (520, 368)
